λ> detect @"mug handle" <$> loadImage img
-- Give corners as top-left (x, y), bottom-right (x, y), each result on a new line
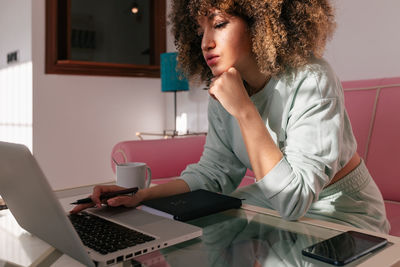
top-left (145, 166), bottom-right (152, 188)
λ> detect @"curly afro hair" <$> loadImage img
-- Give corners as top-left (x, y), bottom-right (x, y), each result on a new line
top-left (169, 0), bottom-right (336, 83)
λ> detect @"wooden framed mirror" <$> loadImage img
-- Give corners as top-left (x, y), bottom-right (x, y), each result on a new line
top-left (46, 0), bottom-right (166, 78)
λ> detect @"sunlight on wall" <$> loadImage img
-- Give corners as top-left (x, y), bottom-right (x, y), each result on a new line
top-left (0, 62), bottom-right (32, 151)
top-left (176, 112), bottom-right (188, 134)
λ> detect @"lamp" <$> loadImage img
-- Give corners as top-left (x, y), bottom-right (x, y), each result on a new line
top-left (161, 52), bottom-right (189, 136)
top-left (136, 52), bottom-right (206, 139)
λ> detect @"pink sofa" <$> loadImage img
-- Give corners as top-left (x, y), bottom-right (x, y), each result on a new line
top-left (111, 77), bottom-right (400, 236)
top-left (342, 77), bottom-right (400, 237)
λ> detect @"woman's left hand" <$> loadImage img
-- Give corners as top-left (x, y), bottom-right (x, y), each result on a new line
top-left (208, 67), bottom-right (253, 118)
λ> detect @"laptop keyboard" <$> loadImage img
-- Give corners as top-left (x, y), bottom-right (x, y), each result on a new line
top-left (69, 212), bottom-right (156, 255)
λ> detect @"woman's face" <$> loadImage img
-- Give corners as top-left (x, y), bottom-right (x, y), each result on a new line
top-left (197, 10), bottom-right (254, 77)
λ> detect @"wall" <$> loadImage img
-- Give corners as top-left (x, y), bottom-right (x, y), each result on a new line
top-left (27, 0), bottom-right (400, 190)
top-left (0, 0), bottom-right (32, 151)
top-left (0, 0), bottom-right (31, 68)
top-left (325, 0), bottom-right (400, 81)
top-left (0, 62), bottom-right (32, 150)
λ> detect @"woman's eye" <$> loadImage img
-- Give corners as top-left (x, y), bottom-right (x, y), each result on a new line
top-left (214, 21), bottom-right (228, 29)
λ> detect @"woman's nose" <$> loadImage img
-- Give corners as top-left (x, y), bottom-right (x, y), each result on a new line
top-left (201, 32), bottom-right (216, 51)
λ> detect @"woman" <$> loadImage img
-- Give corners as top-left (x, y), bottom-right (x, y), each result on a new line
top-left (72, 0), bottom-right (390, 233)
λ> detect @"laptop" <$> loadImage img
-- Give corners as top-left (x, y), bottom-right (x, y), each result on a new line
top-left (0, 141), bottom-right (202, 266)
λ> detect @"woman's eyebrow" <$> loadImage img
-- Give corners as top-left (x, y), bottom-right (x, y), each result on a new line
top-left (195, 11), bottom-right (223, 32)
top-left (205, 9), bottom-right (222, 20)
top-left (208, 12), bottom-right (217, 20)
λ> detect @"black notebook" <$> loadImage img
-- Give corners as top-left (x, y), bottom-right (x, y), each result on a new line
top-left (140, 189), bottom-right (242, 221)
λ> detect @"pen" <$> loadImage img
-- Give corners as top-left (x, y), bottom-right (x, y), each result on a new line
top-left (70, 187), bottom-right (139, 205)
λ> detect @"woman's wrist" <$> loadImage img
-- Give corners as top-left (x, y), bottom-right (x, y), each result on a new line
top-left (135, 179), bottom-right (190, 204)
top-left (136, 188), bottom-right (149, 203)
top-left (236, 101), bottom-right (259, 122)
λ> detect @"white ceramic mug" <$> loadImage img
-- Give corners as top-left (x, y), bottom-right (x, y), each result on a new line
top-left (116, 162), bottom-right (152, 189)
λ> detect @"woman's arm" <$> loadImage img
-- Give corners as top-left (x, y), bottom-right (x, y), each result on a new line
top-left (208, 67), bottom-right (282, 181)
top-left (139, 179), bottom-right (190, 202)
top-left (235, 103), bottom-right (283, 181)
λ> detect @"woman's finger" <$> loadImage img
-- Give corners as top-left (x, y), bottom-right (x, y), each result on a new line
top-left (69, 202), bottom-right (95, 214)
top-left (91, 185), bottom-right (126, 208)
top-left (107, 195), bottom-right (137, 208)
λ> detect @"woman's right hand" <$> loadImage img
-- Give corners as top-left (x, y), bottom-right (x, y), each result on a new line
top-left (69, 179), bottom-right (190, 214)
top-left (69, 185), bottom-right (145, 214)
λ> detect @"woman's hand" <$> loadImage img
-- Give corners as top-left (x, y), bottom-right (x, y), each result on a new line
top-left (208, 67), bottom-right (253, 119)
top-left (69, 179), bottom-right (190, 214)
top-left (69, 185), bottom-right (144, 214)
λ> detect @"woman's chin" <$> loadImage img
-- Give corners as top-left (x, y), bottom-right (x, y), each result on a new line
top-left (211, 69), bottom-right (222, 77)
top-left (211, 67), bottom-right (231, 77)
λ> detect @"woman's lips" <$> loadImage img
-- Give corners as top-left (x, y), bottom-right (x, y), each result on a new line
top-left (206, 55), bottom-right (219, 66)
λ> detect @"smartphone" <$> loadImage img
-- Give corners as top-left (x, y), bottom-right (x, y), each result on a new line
top-left (302, 230), bottom-right (388, 266)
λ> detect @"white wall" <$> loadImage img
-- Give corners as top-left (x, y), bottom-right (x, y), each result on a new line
top-left (6, 0), bottom-right (398, 190)
top-left (0, 0), bottom-right (31, 68)
top-left (325, 0), bottom-right (400, 81)
top-left (0, 0), bottom-right (32, 152)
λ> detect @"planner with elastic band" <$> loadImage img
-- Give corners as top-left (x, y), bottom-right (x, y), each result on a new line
top-left (140, 189), bottom-right (242, 222)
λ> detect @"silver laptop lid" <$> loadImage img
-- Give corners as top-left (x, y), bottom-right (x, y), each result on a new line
top-left (0, 142), bottom-right (95, 267)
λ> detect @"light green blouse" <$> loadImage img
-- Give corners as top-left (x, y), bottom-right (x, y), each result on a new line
top-left (180, 58), bottom-right (357, 220)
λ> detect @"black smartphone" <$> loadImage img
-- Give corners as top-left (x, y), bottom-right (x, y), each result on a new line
top-left (302, 230), bottom-right (388, 266)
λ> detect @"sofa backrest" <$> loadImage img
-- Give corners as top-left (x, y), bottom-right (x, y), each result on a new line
top-left (343, 78), bottom-right (400, 202)
top-left (111, 136), bottom-right (206, 179)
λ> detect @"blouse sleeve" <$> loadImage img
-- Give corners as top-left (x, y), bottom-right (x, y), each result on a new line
top-left (256, 69), bottom-right (356, 220)
top-left (179, 98), bottom-right (247, 194)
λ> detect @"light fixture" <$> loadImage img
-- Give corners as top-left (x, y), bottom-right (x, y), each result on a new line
top-left (131, 1), bottom-right (139, 14)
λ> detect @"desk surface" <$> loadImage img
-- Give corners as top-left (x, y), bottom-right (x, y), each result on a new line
top-left (1, 186), bottom-right (400, 267)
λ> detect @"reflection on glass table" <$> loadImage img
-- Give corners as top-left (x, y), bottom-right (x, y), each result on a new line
top-left (0, 209), bottom-right (54, 267)
top-left (133, 208), bottom-right (379, 267)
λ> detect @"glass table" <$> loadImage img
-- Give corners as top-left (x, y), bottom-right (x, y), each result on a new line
top-left (0, 187), bottom-right (399, 267)
top-left (131, 205), bottom-right (396, 267)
